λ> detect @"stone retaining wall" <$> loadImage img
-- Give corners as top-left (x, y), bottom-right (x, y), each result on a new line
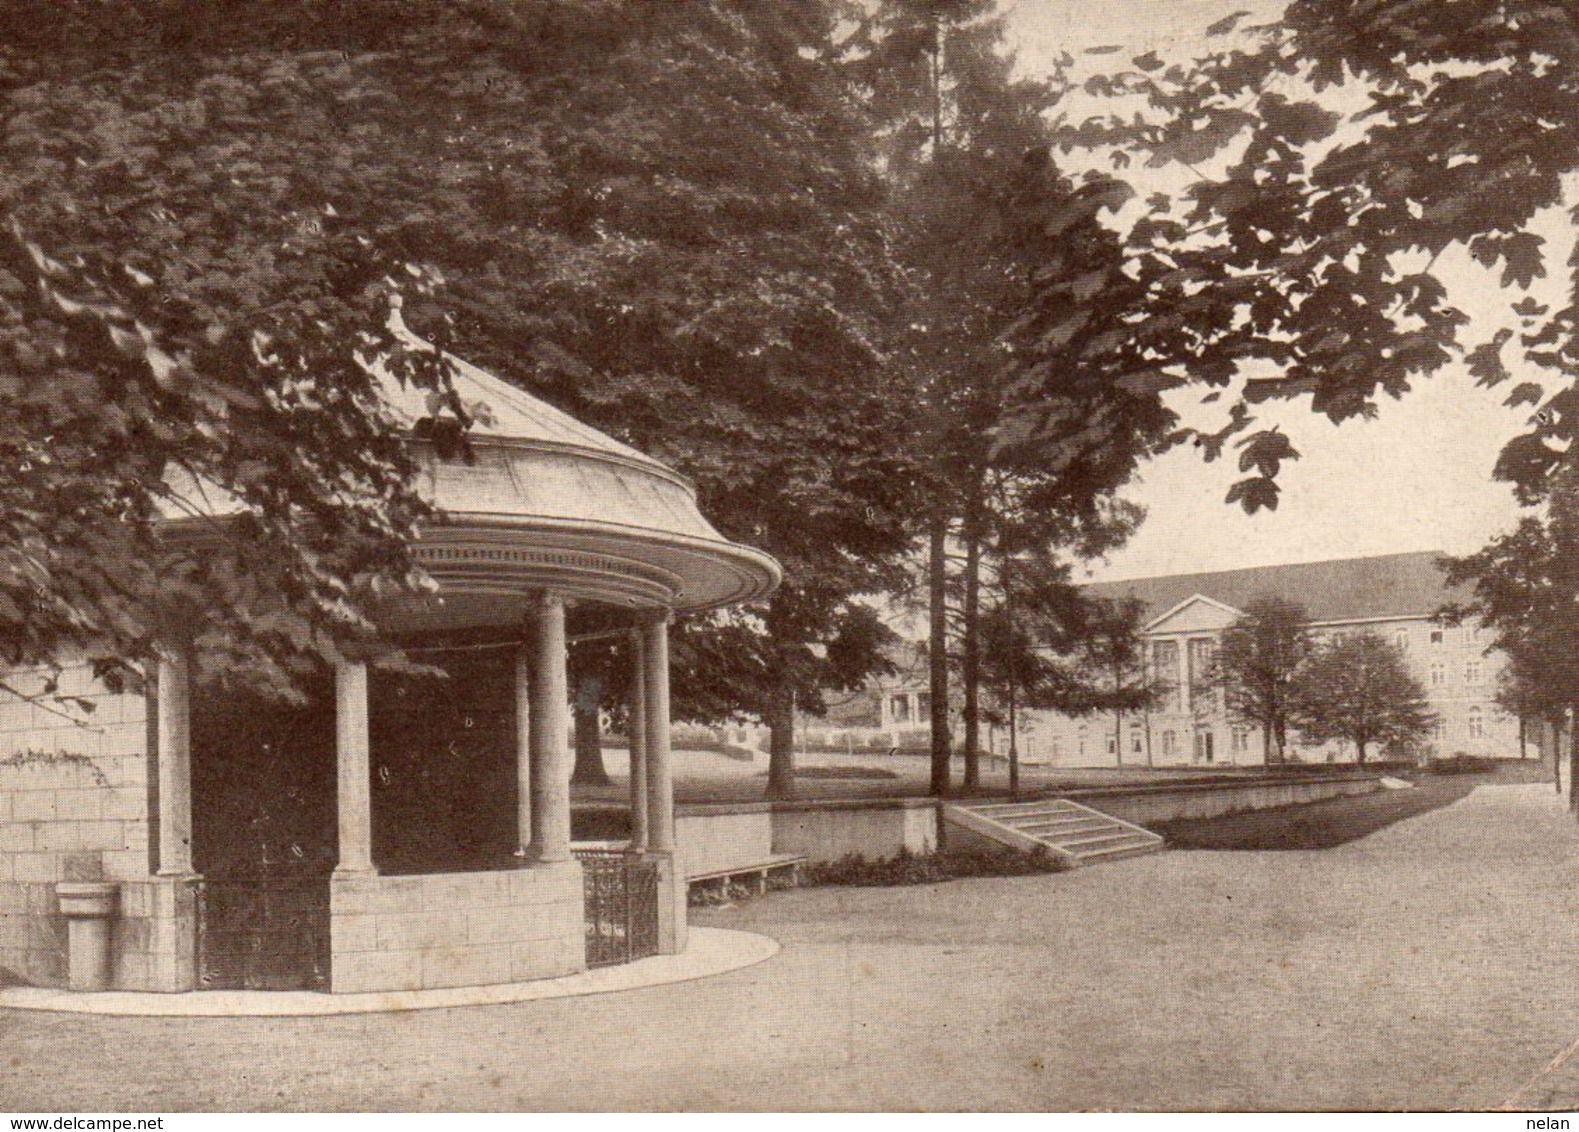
top-left (675, 778), bottom-right (1384, 878)
top-left (677, 811), bottom-right (775, 878)
top-left (676, 797), bottom-right (939, 877)
top-left (1065, 774), bottom-right (1382, 826)
top-left (770, 799), bottom-right (938, 862)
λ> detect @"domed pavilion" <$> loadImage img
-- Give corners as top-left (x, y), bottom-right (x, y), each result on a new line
top-left (3, 315), bottom-right (778, 996)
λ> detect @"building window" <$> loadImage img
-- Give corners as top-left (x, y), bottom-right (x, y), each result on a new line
top-left (1394, 629), bottom-right (1408, 652)
top-left (1107, 735), bottom-right (1117, 756)
top-left (1433, 718), bottom-right (1447, 741)
top-left (1231, 728), bottom-right (1248, 752)
top-left (1130, 727), bottom-right (1144, 755)
top-left (1187, 638), bottom-right (1215, 707)
top-left (1465, 661), bottom-right (1482, 686)
top-left (1154, 640), bottom-right (1180, 713)
top-left (1468, 707), bottom-right (1484, 739)
top-left (916, 693), bottom-right (931, 718)
top-left (1430, 630), bottom-right (1444, 645)
top-left (1431, 662), bottom-right (1446, 687)
top-left (1162, 731), bottom-right (1175, 756)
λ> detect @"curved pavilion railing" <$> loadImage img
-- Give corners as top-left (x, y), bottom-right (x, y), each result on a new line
top-left (574, 848), bottom-right (659, 968)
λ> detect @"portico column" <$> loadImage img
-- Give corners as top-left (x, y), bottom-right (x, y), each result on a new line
top-left (643, 611), bottom-right (674, 853)
top-left (515, 644), bottom-right (532, 855)
top-left (155, 648), bottom-right (194, 877)
top-left (627, 630), bottom-right (649, 853)
top-left (334, 660), bottom-right (375, 876)
top-left (528, 592), bottom-right (571, 863)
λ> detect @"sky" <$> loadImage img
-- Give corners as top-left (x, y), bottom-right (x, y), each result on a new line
top-left (999, 0), bottom-right (1539, 582)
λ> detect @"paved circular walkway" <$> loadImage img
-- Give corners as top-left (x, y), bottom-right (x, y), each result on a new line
top-left (2, 784), bottom-right (1576, 1110)
top-left (0, 927), bottom-right (777, 1016)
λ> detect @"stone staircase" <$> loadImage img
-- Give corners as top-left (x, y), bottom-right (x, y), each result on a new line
top-left (945, 798), bottom-right (1164, 867)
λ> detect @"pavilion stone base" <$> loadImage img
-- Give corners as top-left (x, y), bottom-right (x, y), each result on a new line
top-left (329, 860), bottom-right (584, 994)
top-left (651, 851), bottom-right (687, 956)
top-left (112, 876), bottom-right (200, 992)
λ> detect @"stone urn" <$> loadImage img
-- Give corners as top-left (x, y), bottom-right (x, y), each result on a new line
top-left (55, 882), bottom-right (119, 992)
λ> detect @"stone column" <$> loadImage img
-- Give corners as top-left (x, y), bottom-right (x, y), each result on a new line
top-left (1177, 639), bottom-right (1192, 715)
top-left (627, 630), bottom-right (649, 853)
top-left (528, 592), bottom-right (571, 863)
top-left (334, 660), bottom-right (375, 876)
top-left (642, 611), bottom-right (674, 854)
top-left (155, 649), bottom-right (194, 877)
top-left (515, 644), bottom-right (532, 855)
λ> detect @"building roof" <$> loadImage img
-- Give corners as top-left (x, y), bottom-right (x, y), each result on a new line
top-left (1084, 551), bottom-right (1466, 627)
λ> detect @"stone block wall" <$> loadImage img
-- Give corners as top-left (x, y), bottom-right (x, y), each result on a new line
top-left (770, 799), bottom-right (937, 863)
top-left (673, 799), bottom-right (941, 878)
top-left (329, 861), bottom-right (585, 994)
top-left (110, 877), bottom-right (198, 992)
top-left (0, 664), bottom-right (152, 987)
top-left (675, 811), bottom-right (774, 879)
top-left (1068, 775), bottom-right (1383, 827)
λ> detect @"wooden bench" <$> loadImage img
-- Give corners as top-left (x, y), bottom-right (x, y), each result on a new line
top-left (687, 853), bottom-right (809, 897)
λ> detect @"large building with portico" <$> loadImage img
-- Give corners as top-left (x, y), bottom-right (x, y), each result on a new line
top-left (0, 313), bottom-right (778, 994)
top-left (1014, 552), bottom-right (1521, 768)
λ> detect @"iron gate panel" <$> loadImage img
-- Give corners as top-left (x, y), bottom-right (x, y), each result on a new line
top-left (577, 851), bottom-right (659, 968)
top-left (196, 875), bottom-right (331, 991)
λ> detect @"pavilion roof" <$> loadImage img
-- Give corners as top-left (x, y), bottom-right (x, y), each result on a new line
top-left (159, 310), bottom-right (781, 614)
top-left (379, 313), bottom-right (661, 471)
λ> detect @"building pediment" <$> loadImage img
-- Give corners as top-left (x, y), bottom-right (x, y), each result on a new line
top-left (1146, 594), bottom-right (1243, 636)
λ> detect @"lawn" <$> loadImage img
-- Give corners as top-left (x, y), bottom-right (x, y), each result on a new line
top-left (570, 744), bottom-right (1394, 807)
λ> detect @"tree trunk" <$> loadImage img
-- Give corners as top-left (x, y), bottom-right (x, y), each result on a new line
top-left (1112, 657), bottom-right (1125, 768)
top-left (570, 674), bottom-right (611, 786)
top-left (1518, 716), bottom-right (1527, 760)
top-left (961, 500), bottom-right (982, 790)
top-left (1570, 730), bottom-right (1578, 814)
top-left (765, 682), bottom-right (797, 800)
top-left (928, 511), bottom-right (951, 796)
top-left (1355, 739), bottom-right (1367, 766)
top-left (1568, 709), bottom-right (1578, 816)
top-left (1564, 711), bottom-right (1578, 812)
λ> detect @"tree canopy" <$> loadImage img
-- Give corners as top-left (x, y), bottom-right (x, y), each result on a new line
top-left (1213, 596), bottom-right (1313, 763)
top-left (1063, 0), bottom-right (1579, 511)
top-left (1443, 465), bottom-right (1579, 801)
top-left (977, 559), bottom-right (1153, 718)
top-left (0, 9), bottom-right (458, 693)
top-left (0, 0), bottom-right (921, 746)
top-left (858, 0), bottom-right (1182, 792)
top-left (1290, 631), bottom-right (1434, 764)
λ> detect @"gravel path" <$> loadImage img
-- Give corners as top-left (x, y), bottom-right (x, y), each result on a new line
top-left (2, 783), bottom-right (1576, 1111)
